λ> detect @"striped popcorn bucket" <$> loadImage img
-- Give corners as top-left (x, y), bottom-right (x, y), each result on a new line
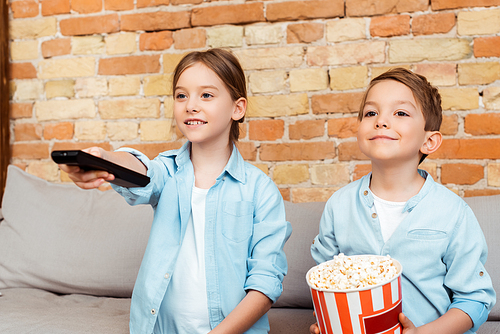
top-left (307, 256), bottom-right (403, 334)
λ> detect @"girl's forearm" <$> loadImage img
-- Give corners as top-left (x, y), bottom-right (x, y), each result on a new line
top-left (406, 308), bottom-right (473, 334)
top-left (101, 150), bottom-right (147, 175)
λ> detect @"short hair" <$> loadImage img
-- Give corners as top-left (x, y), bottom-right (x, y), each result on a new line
top-left (358, 68), bottom-right (442, 163)
top-left (173, 48), bottom-right (247, 145)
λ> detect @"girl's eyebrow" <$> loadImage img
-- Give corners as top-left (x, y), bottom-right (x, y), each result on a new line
top-left (364, 100), bottom-right (417, 109)
top-left (174, 85), bottom-right (219, 91)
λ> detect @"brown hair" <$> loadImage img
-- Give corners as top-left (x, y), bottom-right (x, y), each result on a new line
top-left (173, 48), bottom-right (247, 145)
top-left (358, 68), bottom-right (442, 163)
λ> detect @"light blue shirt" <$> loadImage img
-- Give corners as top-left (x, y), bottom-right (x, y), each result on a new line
top-left (112, 142), bottom-right (292, 334)
top-left (311, 170), bottom-right (496, 333)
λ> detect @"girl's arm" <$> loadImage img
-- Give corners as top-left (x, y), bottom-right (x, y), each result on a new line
top-left (399, 308), bottom-right (472, 334)
top-left (209, 290), bottom-right (272, 334)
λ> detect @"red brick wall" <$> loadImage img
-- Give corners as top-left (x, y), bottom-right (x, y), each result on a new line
top-left (8, 0), bottom-right (500, 202)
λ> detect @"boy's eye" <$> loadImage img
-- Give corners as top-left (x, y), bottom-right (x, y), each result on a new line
top-left (202, 93), bottom-right (213, 99)
top-left (395, 110), bottom-right (409, 117)
top-left (176, 93), bottom-right (187, 99)
top-left (364, 111), bottom-right (377, 117)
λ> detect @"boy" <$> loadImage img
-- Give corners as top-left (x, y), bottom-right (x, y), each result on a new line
top-left (310, 68), bottom-right (496, 334)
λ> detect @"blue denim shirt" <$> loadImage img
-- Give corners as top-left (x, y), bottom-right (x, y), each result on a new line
top-left (112, 142), bottom-right (292, 334)
top-left (311, 170), bottom-right (496, 333)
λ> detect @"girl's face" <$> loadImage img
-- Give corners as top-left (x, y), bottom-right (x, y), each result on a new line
top-left (173, 63), bottom-right (245, 149)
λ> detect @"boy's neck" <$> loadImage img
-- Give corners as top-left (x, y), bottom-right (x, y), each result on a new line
top-left (369, 162), bottom-right (425, 202)
top-left (190, 142), bottom-right (232, 189)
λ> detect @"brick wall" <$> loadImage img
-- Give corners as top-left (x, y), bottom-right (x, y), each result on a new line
top-left (8, 0), bottom-right (500, 202)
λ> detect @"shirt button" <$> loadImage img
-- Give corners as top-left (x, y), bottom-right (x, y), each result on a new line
top-left (151, 309), bottom-right (156, 315)
top-left (312, 239), bottom-right (315, 244)
top-left (164, 273), bottom-right (170, 279)
top-left (364, 190), bottom-right (369, 196)
top-left (372, 213), bottom-right (378, 219)
top-left (479, 271), bottom-right (484, 277)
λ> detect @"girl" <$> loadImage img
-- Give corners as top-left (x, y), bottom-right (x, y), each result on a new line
top-left (59, 48), bottom-right (292, 334)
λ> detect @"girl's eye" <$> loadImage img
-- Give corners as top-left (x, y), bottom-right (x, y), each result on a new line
top-left (202, 93), bottom-right (213, 99)
top-left (364, 110), bottom-right (377, 118)
top-left (176, 93), bottom-right (186, 99)
top-left (395, 110), bottom-right (409, 117)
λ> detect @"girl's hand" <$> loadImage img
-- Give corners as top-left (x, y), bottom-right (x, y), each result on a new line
top-left (58, 147), bottom-right (115, 189)
top-left (400, 312), bottom-right (418, 334)
top-left (310, 311), bottom-right (320, 334)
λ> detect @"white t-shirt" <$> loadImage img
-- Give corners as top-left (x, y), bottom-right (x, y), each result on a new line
top-left (154, 185), bottom-right (211, 334)
top-left (372, 192), bottom-right (408, 242)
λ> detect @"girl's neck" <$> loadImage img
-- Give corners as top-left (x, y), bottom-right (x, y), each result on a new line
top-left (190, 141), bottom-right (232, 189)
top-left (369, 162), bottom-right (425, 202)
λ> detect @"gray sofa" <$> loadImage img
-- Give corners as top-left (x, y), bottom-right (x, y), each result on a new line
top-left (0, 165), bottom-right (498, 333)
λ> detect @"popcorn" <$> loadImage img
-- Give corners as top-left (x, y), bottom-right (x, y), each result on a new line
top-left (308, 254), bottom-right (399, 291)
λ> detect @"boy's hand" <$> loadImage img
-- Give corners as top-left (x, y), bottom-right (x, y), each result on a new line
top-left (310, 311), bottom-right (320, 334)
top-left (400, 312), bottom-right (418, 334)
top-left (58, 147), bottom-right (115, 189)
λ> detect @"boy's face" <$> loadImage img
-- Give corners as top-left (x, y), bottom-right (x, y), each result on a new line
top-left (357, 80), bottom-right (428, 166)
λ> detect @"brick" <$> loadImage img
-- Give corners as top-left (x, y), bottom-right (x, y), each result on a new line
top-left (192, 3), bottom-right (264, 27)
top-left (465, 189), bottom-right (500, 197)
top-left (60, 14), bottom-right (119, 36)
top-left (236, 142), bottom-right (257, 161)
top-left (432, 0), bottom-right (500, 10)
top-left (14, 123), bottom-right (43, 141)
top-left (140, 31), bottom-right (174, 51)
top-left (267, 0), bottom-right (343, 22)
top-left (144, 74), bottom-right (173, 96)
top-left (75, 121), bottom-right (106, 141)
top-left (290, 68), bottom-right (329, 92)
top-left (311, 164), bottom-right (349, 185)
top-left (329, 66), bottom-right (368, 90)
top-left (109, 76), bottom-right (141, 96)
top-left (207, 26), bottom-right (243, 48)
top-left (289, 120), bottom-right (325, 140)
top-left (430, 139), bottom-right (500, 159)
top-left (353, 163), bottom-right (371, 181)
top-left (307, 42), bottom-right (385, 66)
top-left (247, 94), bottom-right (308, 117)
top-left (10, 103), bottom-right (33, 119)
top-left (287, 22), bottom-right (324, 44)
top-left (12, 142), bottom-right (49, 160)
top-left (106, 122), bottom-right (138, 141)
top-left (72, 36), bottom-right (105, 55)
top-left (326, 18), bottom-right (366, 43)
top-left (311, 92), bottom-right (364, 114)
top-left (98, 99), bottom-right (160, 119)
top-left (458, 62), bottom-right (500, 85)
top-left (14, 80), bottom-right (44, 101)
top-left (338, 141), bottom-right (369, 161)
top-left (439, 88), bottom-right (478, 110)
top-left (370, 15), bottom-right (410, 37)
top-left (119, 142), bottom-right (182, 160)
top-left (11, 1), bottom-right (39, 18)
top-left (260, 142), bottom-right (336, 161)
top-left (174, 28), bottom-right (207, 49)
top-left (412, 13), bottom-right (456, 36)
top-left (98, 55), bottom-right (161, 75)
top-left (488, 163), bottom-right (500, 187)
top-left (464, 113), bottom-right (500, 135)
top-left (328, 117), bottom-right (359, 138)
top-left (9, 63), bottom-right (37, 79)
top-left (137, 0), bottom-right (170, 8)
top-left (163, 53), bottom-right (186, 74)
top-left (52, 142), bottom-right (112, 152)
top-left (39, 57), bottom-right (95, 79)
top-left (35, 99), bottom-right (95, 121)
top-left (346, 0), bottom-right (427, 16)
top-left (441, 114), bottom-right (459, 136)
top-left (483, 87), bottom-right (500, 110)
top-left (441, 164), bottom-right (484, 185)
top-left (279, 188), bottom-right (290, 202)
top-left (71, 0), bottom-right (102, 13)
top-left (45, 80), bottom-right (75, 98)
top-left (249, 120), bottom-right (284, 141)
top-left (74, 78), bottom-right (108, 98)
top-left (106, 33), bottom-right (136, 55)
top-left (41, 38), bottom-right (71, 58)
top-left (121, 11), bottom-right (191, 32)
top-left (420, 162), bottom-right (438, 181)
top-left (44, 122), bottom-right (74, 140)
top-left (172, 0), bottom-right (202, 4)
top-left (105, 0), bottom-right (134, 11)
top-left (474, 37), bottom-right (500, 58)
top-left (246, 24), bottom-right (283, 45)
top-left (11, 40), bottom-right (38, 61)
top-left (248, 70), bottom-right (287, 94)
top-left (41, 0), bottom-right (70, 16)
top-left (389, 38), bottom-right (472, 63)
top-left (371, 65), bottom-right (411, 78)
top-left (235, 47), bottom-right (304, 70)
top-left (273, 164), bottom-right (309, 185)
top-left (28, 161), bottom-right (60, 182)
top-left (457, 9), bottom-right (500, 35)
top-left (10, 17), bottom-right (57, 39)
top-left (413, 63), bottom-right (456, 86)
top-left (291, 187), bottom-right (338, 203)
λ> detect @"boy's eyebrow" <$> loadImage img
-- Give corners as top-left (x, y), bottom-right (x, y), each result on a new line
top-left (364, 100), bottom-right (417, 109)
top-left (174, 85), bottom-right (219, 91)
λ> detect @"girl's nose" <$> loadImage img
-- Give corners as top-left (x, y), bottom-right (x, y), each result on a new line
top-left (186, 100), bottom-right (199, 113)
top-left (375, 116), bottom-right (389, 129)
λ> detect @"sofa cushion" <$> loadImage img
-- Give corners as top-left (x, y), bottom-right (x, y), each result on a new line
top-left (464, 195), bottom-right (500, 321)
top-left (0, 165), bottom-right (154, 297)
top-left (274, 201), bottom-right (324, 309)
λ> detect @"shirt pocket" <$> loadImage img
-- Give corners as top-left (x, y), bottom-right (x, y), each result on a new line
top-left (406, 228), bottom-right (448, 241)
top-left (222, 201), bottom-right (254, 243)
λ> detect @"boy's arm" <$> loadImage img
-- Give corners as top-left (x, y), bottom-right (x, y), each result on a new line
top-left (400, 308), bottom-right (472, 334)
top-left (209, 290), bottom-right (272, 334)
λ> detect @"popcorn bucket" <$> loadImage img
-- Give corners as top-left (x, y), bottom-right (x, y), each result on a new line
top-left (307, 255), bottom-right (403, 334)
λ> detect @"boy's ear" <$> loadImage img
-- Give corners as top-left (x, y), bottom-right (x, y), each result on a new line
top-left (420, 131), bottom-right (442, 156)
top-left (232, 97), bottom-right (247, 121)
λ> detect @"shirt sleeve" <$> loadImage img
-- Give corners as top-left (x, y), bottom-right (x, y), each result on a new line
top-left (449, 298), bottom-right (488, 332)
top-left (311, 196), bottom-right (339, 265)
